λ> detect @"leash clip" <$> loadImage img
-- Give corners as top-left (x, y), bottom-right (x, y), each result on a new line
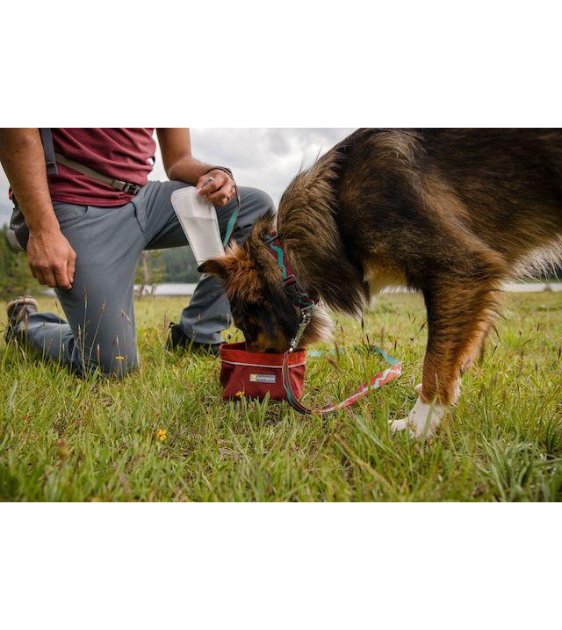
top-left (289, 306), bottom-right (314, 352)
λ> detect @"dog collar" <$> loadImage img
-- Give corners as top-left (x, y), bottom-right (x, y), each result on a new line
top-left (264, 230), bottom-right (317, 351)
top-left (264, 231), bottom-right (317, 310)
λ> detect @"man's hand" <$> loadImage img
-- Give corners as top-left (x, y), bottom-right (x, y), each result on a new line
top-left (27, 227), bottom-right (77, 290)
top-left (196, 169), bottom-right (236, 207)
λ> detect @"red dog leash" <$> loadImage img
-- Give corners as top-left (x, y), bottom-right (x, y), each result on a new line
top-left (281, 345), bottom-right (402, 415)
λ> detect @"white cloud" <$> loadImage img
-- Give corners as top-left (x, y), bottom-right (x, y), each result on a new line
top-left (0, 128), bottom-right (355, 224)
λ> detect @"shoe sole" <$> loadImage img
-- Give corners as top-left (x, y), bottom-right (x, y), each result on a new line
top-left (7, 296), bottom-right (38, 317)
top-left (5, 296), bottom-right (38, 343)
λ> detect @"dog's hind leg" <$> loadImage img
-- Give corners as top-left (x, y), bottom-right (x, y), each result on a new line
top-left (391, 275), bottom-right (501, 439)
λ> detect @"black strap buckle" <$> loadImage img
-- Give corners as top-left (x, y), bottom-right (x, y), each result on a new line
top-left (111, 180), bottom-right (140, 195)
top-left (121, 182), bottom-right (140, 195)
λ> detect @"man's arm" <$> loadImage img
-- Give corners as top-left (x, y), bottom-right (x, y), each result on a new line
top-left (156, 128), bottom-right (236, 207)
top-left (0, 129), bottom-right (76, 289)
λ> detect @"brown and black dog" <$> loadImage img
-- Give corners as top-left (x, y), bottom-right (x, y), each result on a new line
top-left (201, 129), bottom-right (562, 437)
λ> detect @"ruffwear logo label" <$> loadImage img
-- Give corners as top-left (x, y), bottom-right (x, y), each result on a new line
top-left (250, 373), bottom-right (276, 384)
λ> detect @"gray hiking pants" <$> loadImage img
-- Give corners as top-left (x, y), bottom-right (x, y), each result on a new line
top-left (19, 180), bottom-right (273, 376)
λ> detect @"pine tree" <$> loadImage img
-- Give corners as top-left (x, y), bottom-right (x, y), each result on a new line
top-left (0, 226), bottom-right (35, 300)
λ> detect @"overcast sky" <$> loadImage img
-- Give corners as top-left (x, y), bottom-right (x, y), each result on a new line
top-left (0, 128), bottom-right (355, 225)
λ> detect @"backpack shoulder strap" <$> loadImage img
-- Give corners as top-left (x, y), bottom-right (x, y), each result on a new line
top-left (39, 129), bottom-right (141, 195)
top-left (39, 128), bottom-right (58, 176)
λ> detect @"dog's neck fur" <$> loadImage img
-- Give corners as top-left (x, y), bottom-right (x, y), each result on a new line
top-left (276, 150), bottom-right (369, 318)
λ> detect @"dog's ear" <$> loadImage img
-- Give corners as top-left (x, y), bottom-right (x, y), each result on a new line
top-left (198, 256), bottom-right (231, 281)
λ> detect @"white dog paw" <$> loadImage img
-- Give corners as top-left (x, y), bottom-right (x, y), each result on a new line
top-left (391, 396), bottom-right (447, 440)
top-left (390, 418), bottom-right (409, 433)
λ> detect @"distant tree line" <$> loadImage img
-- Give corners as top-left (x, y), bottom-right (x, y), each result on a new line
top-left (157, 247), bottom-right (201, 283)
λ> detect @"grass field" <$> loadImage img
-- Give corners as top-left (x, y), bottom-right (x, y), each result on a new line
top-left (1, 292), bottom-right (561, 501)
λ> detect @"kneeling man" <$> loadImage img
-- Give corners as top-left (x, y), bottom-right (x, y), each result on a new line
top-left (0, 128), bottom-right (273, 376)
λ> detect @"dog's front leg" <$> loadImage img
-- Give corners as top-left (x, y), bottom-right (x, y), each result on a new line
top-left (390, 280), bottom-right (498, 439)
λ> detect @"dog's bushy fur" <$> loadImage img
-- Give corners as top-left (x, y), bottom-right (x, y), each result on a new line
top-left (201, 129), bottom-right (562, 405)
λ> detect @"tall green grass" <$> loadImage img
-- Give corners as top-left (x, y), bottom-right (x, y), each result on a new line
top-left (1, 292), bottom-right (561, 501)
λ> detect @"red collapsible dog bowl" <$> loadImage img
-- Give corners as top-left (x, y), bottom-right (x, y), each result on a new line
top-left (219, 342), bottom-right (306, 401)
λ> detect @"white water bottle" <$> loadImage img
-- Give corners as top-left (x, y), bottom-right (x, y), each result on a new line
top-left (171, 186), bottom-right (225, 266)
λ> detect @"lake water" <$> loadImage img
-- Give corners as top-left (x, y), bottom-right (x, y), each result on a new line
top-left (135, 281), bottom-right (562, 296)
top-left (44, 281), bottom-right (562, 298)
top-left (136, 283), bottom-right (198, 296)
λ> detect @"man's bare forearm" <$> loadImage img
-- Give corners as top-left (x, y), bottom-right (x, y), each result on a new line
top-left (156, 129), bottom-right (236, 207)
top-left (165, 155), bottom-right (214, 185)
top-left (157, 128), bottom-right (208, 185)
top-left (0, 128), bottom-right (59, 233)
top-left (0, 129), bottom-right (76, 289)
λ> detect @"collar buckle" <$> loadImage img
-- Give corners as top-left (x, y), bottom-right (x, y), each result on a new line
top-left (289, 306), bottom-right (314, 352)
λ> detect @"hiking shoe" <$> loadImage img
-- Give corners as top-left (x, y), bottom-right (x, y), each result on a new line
top-left (5, 296), bottom-right (38, 343)
top-left (166, 322), bottom-right (221, 356)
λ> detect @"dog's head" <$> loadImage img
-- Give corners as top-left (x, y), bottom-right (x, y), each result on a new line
top-left (199, 211), bottom-right (333, 352)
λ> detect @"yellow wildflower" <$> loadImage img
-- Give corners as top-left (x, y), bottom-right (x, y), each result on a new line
top-left (156, 429), bottom-right (167, 442)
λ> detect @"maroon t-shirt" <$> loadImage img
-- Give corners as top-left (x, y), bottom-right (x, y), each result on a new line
top-left (49, 128), bottom-right (156, 206)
